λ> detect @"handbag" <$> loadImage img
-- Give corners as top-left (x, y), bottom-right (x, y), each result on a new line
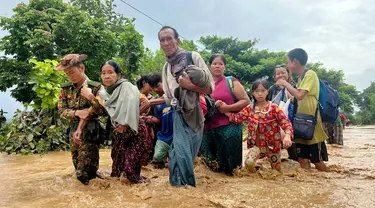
top-left (292, 105), bottom-right (318, 140)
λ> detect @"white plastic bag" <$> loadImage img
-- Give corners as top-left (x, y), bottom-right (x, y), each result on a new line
top-left (271, 90), bottom-right (282, 105)
top-left (278, 88), bottom-right (291, 119)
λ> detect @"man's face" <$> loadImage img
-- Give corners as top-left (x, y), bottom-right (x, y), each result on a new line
top-left (152, 82), bottom-right (164, 95)
top-left (159, 28), bottom-right (179, 56)
top-left (287, 58), bottom-right (299, 73)
top-left (63, 65), bottom-right (84, 83)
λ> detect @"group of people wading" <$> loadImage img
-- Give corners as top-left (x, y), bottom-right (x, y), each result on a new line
top-left (57, 26), bottom-right (333, 187)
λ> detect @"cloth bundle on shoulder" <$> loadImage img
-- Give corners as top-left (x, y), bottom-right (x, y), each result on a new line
top-left (174, 64), bottom-right (213, 131)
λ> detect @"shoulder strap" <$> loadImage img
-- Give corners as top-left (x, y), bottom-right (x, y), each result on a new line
top-left (301, 69), bottom-right (309, 80)
top-left (226, 76), bottom-right (237, 102)
top-left (186, 51), bottom-right (193, 66)
top-left (281, 88), bottom-right (289, 101)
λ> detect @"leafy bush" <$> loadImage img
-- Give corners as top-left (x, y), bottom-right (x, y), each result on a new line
top-left (28, 59), bottom-right (67, 109)
top-left (0, 109), bottom-right (69, 155)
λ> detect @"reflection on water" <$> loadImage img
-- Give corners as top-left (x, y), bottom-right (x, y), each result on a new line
top-left (1, 127), bottom-right (375, 208)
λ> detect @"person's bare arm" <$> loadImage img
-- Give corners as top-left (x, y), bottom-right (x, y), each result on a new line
top-left (218, 81), bottom-right (250, 113)
top-left (150, 97), bottom-right (166, 106)
top-left (276, 80), bottom-right (308, 101)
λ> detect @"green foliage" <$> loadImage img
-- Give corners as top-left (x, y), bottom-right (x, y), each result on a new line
top-left (28, 59), bottom-right (67, 109)
top-left (0, 109), bottom-right (6, 129)
top-left (117, 23), bottom-right (145, 80)
top-left (198, 36), bottom-right (288, 90)
top-left (356, 82), bottom-right (375, 124)
top-left (0, 0), bottom-right (144, 103)
top-left (0, 109), bottom-right (69, 155)
top-left (140, 48), bottom-right (165, 75)
top-left (180, 40), bottom-right (198, 52)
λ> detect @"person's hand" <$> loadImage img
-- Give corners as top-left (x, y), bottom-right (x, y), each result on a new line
top-left (116, 125), bottom-right (128, 133)
top-left (81, 87), bottom-right (95, 101)
top-left (178, 72), bottom-right (193, 90)
top-left (141, 115), bottom-right (151, 124)
top-left (216, 100), bottom-right (229, 113)
top-left (75, 109), bottom-right (91, 120)
top-left (72, 130), bottom-right (83, 145)
top-left (276, 79), bottom-right (288, 88)
top-left (215, 100), bottom-right (224, 108)
top-left (283, 133), bottom-right (292, 148)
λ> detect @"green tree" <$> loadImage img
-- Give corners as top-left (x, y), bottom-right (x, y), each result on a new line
top-left (356, 82), bottom-right (375, 124)
top-left (198, 35), bottom-right (287, 89)
top-left (0, 0), bottom-right (144, 103)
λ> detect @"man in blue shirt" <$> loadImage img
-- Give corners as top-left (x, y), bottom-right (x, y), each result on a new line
top-left (145, 73), bottom-right (174, 168)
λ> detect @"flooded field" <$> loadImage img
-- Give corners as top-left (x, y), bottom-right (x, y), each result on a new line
top-left (1, 126), bottom-right (375, 208)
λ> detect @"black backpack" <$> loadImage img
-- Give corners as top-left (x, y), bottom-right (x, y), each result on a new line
top-left (185, 51), bottom-right (216, 124)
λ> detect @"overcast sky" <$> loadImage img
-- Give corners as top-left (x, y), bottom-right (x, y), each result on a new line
top-left (0, 0), bottom-right (373, 117)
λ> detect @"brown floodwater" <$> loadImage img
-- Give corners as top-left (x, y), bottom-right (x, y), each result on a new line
top-left (1, 126), bottom-right (375, 208)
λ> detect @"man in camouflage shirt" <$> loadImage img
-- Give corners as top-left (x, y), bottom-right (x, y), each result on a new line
top-left (57, 54), bottom-right (106, 185)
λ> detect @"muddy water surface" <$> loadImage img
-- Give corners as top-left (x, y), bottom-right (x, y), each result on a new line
top-left (1, 127), bottom-right (375, 208)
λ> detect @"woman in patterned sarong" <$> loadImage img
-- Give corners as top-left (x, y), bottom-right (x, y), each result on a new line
top-left (99, 61), bottom-right (151, 184)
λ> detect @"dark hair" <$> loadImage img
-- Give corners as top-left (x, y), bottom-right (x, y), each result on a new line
top-left (273, 64), bottom-right (292, 82)
top-left (136, 74), bottom-right (151, 90)
top-left (146, 73), bottom-right (162, 88)
top-left (101, 60), bottom-right (122, 75)
top-left (158, 26), bottom-right (179, 40)
top-left (209, 54), bottom-right (227, 65)
top-left (251, 79), bottom-right (270, 110)
top-left (287, 48), bottom-right (308, 65)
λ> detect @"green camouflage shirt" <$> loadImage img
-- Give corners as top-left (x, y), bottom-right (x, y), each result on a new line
top-left (57, 78), bottom-right (107, 142)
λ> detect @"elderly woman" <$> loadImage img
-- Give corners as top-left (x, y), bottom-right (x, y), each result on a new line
top-left (201, 54), bottom-right (250, 175)
top-left (81, 60), bottom-right (150, 184)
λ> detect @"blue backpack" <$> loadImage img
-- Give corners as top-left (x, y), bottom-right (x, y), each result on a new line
top-left (301, 70), bottom-right (341, 123)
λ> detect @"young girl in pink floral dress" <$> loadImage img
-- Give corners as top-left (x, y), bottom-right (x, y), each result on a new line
top-left (217, 79), bottom-right (293, 171)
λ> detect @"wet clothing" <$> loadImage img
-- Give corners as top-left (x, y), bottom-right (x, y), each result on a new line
top-left (333, 122), bottom-right (344, 146)
top-left (152, 140), bottom-right (171, 165)
top-left (202, 76), bottom-right (242, 174)
top-left (201, 124), bottom-right (242, 175)
top-left (246, 145), bottom-right (281, 170)
top-left (69, 137), bottom-right (99, 184)
top-left (163, 50), bottom-right (212, 187)
top-left (324, 118), bottom-right (344, 146)
top-left (230, 102), bottom-right (293, 153)
top-left (296, 142), bottom-right (328, 163)
top-left (151, 103), bottom-right (173, 165)
top-left (57, 79), bottom-right (106, 184)
top-left (110, 118), bottom-right (149, 183)
top-left (168, 106), bottom-right (203, 187)
top-left (99, 80), bottom-right (151, 183)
